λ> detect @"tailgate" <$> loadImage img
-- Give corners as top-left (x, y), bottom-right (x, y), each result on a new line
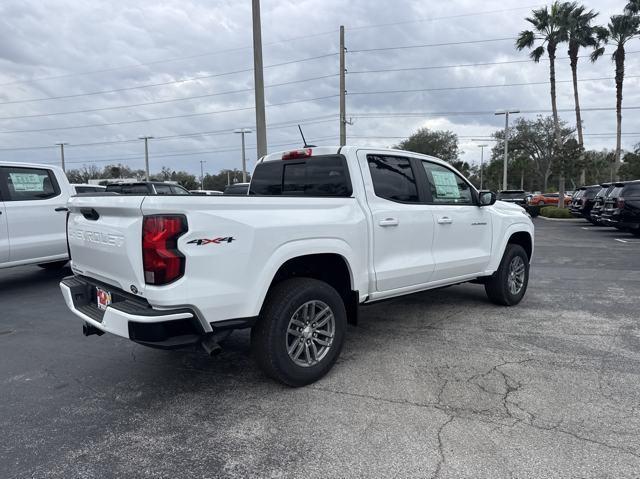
top-left (67, 195), bottom-right (146, 293)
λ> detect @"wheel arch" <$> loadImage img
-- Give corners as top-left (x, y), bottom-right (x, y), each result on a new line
top-left (252, 240), bottom-right (361, 325)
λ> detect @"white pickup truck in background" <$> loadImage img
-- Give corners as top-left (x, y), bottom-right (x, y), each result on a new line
top-left (0, 162), bottom-right (72, 270)
top-left (60, 146), bottom-right (534, 386)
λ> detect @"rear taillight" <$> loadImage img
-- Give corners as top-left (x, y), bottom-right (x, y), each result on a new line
top-left (617, 197), bottom-right (625, 209)
top-left (142, 215), bottom-right (187, 285)
top-left (282, 148), bottom-right (312, 160)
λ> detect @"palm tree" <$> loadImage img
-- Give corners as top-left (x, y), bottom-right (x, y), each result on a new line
top-left (516, 2), bottom-right (571, 206)
top-left (591, 15), bottom-right (640, 179)
top-left (563, 4), bottom-right (599, 185)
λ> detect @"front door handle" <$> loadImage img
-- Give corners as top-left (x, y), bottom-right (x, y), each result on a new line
top-left (437, 216), bottom-right (453, 224)
top-left (55, 207), bottom-right (69, 212)
top-left (379, 217), bottom-right (399, 227)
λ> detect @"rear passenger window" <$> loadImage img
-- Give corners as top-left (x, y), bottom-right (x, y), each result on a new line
top-left (623, 183), bottom-right (640, 195)
top-left (154, 184), bottom-right (172, 195)
top-left (367, 155), bottom-right (419, 203)
top-left (250, 155), bottom-right (351, 197)
top-left (422, 162), bottom-right (473, 205)
top-left (1, 167), bottom-right (60, 201)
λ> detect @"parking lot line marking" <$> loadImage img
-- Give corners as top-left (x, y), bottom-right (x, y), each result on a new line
top-left (581, 227), bottom-right (601, 230)
top-left (615, 238), bottom-right (640, 243)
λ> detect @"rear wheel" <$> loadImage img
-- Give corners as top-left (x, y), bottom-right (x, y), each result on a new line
top-left (251, 278), bottom-right (347, 387)
top-left (484, 244), bottom-right (529, 306)
top-left (38, 260), bottom-right (68, 270)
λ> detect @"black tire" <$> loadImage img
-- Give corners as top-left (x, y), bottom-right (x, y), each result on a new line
top-left (631, 229), bottom-right (640, 237)
top-left (484, 244), bottom-right (529, 306)
top-left (38, 260), bottom-right (69, 270)
top-left (251, 278), bottom-right (347, 387)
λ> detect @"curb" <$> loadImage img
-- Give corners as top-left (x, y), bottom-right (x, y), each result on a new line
top-left (536, 216), bottom-right (586, 222)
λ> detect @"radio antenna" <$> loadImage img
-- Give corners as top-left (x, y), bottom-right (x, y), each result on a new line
top-left (298, 124), bottom-right (316, 148)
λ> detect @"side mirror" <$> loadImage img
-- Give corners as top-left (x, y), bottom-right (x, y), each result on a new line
top-left (478, 190), bottom-right (497, 206)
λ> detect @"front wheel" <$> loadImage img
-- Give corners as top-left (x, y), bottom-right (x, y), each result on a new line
top-left (484, 244), bottom-right (529, 306)
top-left (251, 278), bottom-right (347, 387)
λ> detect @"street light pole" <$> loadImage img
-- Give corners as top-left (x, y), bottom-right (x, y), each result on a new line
top-left (138, 136), bottom-right (153, 181)
top-left (234, 128), bottom-right (252, 183)
top-left (200, 160), bottom-right (206, 190)
top-left (477, 144), bottom-right (488, 190)
top-left (55, 143), bottom-right (68, 172)
top-left (251, 0), bottom-right (267, 157)
top-left (494, 110), bottom-right (519, 191)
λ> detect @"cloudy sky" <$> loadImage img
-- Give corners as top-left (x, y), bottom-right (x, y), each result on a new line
top-left (0, 0), bottom-right (638, 177)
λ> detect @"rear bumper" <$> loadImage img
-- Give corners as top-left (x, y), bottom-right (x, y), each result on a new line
top-left (60, 276), bottom-right (204, 349)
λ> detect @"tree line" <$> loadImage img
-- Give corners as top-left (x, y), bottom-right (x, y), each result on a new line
top-left (66, 164), bottom-right (249, 191)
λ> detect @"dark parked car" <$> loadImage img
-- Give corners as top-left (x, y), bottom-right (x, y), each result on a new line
top-left (569, 184), bottom-right (601, 220)
top-left (601, 182), bottom-right (628, 230)
top-left (105, 182), bottom-right (190, 195)
top-left (601, 180), bottom-right (640, 235)
top-left (589, 183), bottom-right (613, 225)
top-left (497, 190), bottom-right (528, 206)
top-left (223, 182), bottom-right (249, 195)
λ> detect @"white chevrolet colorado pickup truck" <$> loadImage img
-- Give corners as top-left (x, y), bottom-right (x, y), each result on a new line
top-left (60, 146), bottom-right (534, 386)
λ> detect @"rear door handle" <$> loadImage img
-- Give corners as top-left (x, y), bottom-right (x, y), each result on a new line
top-left (437, 216), bottom-right (453, 224)
top-left (379, 217), bottom-right (399, 227)
top-left (55, 207), bottom-right (69, 212)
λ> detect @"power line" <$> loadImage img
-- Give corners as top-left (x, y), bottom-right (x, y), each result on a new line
top-left (348, 75), bottom-right (640, 96)
top-left (0, 32), bottom-right (340, 88)
top-left (32, 136), bottom-right (340, 167)
top-left (348, 50), bottom-right (640, 75)
top-left (0, 73), bottom-right (338, 120)
top-left (348, 37), bottom-right (516, 54)
top-left (347, 5), bottom-right (542, 32)
top-left (0, 115), bottom-right (339, 152)
top-left (350, 105), bottom-right (640, 119)
top-left (0, 52), bottom-right (338, 106)
top-left (0, 95), bottom-right (339, 135)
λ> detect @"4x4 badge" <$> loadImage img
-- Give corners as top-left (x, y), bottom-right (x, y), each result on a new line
top-left (187, 237), bottom-right (235, 245)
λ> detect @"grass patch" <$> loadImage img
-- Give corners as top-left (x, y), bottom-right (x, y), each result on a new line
top-left (540, 206), bottom-right (573, 219)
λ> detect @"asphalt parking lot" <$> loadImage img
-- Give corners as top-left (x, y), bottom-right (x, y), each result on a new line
top-left (2, 218), bottom-right (640, 478)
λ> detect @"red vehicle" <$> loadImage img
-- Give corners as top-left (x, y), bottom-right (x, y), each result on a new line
top-left (530, 192), bottom-right (572, 206)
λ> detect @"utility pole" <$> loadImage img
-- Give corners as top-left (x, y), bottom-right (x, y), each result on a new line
top-left (234, 128), bottom-right (252, 183)
top-left (252, 0), bottom-right (267, 158)
top-left (200, 160), bottom-right (206, 190)
top-left (494, 110), bottom-right (519, 191)
top-left (339, 25), bottom-right (346, 146)
top-left (55, 143), bottom-right (68, 172)
top-left (477, 144), bottom-right (488, 190)
top-left (139, 136), bottom-right (153, 181)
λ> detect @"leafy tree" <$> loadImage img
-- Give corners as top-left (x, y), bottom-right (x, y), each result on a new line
top-left (516, 2), bottom-right (573, 204)
top-left (150, 167), bottom-right (198, 190)
top-left (620, 144), bottom-right (640, 179)
top-left (491, 116), bottom-right (575, 191)
top-left (395, 128), bottom-right (460, 163)
top-left (592, 14), bottom-right (640, 178)
top-left (203, 169), bottom-right (251, 191)
top-left (626, 0), bottom-right (640, 15)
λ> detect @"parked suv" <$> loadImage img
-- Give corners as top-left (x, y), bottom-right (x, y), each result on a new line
top-left (570, 185), bottom-right (601, 220)
top-left (601, 182), bottom-right (628, 229)
top-left (530, 192), bottom-right (572, 207)
top-left (604, 180), bottom-right (640, 235)
top-left (589, 183), bottom-right (613, 225)
top-left (497, 190), bottom-right (528, 206)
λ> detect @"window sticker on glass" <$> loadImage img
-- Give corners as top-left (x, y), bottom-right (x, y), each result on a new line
top-left (10, 173), bottom-right (44, 192)
top-left (431, 170), bottom-right (460, 199)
